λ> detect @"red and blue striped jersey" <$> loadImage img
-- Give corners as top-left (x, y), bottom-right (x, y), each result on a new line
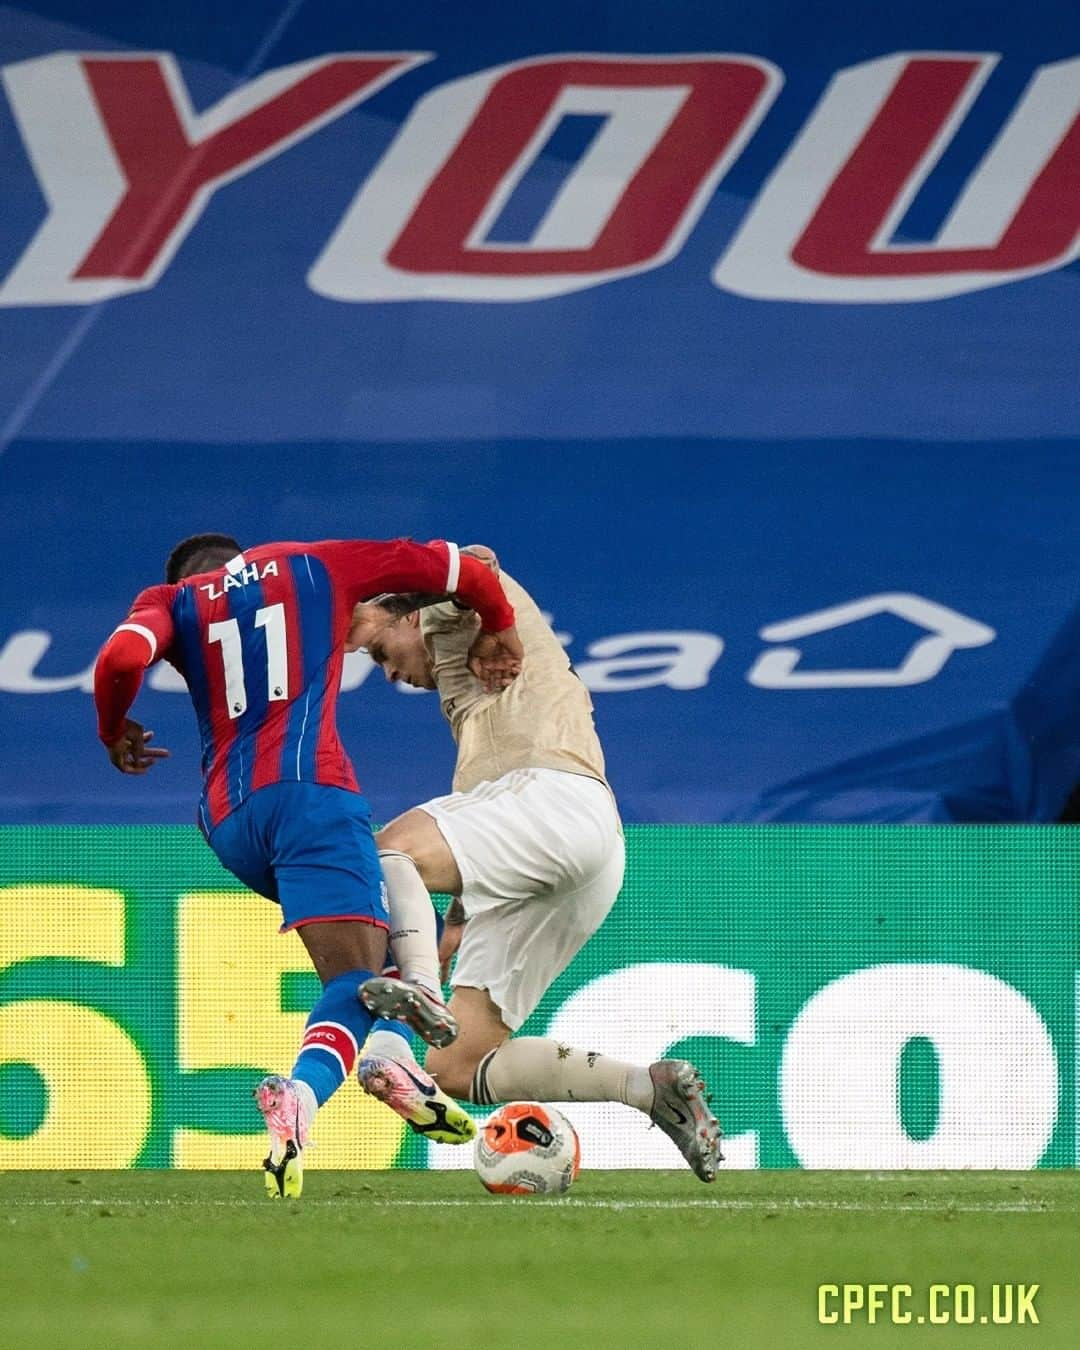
top-left (100, 538), bottom-right (514, 832)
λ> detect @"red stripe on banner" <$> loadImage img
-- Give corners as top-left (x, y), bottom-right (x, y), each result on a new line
top-left (791, 58), bottom-right (1080, 277)
top-left (76, 57), bottom-right (409, 281)
top-left (389, 58), bottom-right (770, 276)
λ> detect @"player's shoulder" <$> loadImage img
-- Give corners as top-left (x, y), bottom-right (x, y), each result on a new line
top-left (242, 540), bottom-right (382, 596)
top-left (234, 540), bottom-right (332, 579)
top-left (246, 539), bottom-right (379, 565)
top-left (243, 540), bottom-right (312, 562)
top-left (130, 581), bottom-right (179, 612)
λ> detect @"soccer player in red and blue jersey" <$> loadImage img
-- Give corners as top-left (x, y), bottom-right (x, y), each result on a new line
top-left (94, 532), bottom-right (522, 1197)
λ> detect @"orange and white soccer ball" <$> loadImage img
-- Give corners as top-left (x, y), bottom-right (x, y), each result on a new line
top-left (474, 1102), bottom-right (581, 1195)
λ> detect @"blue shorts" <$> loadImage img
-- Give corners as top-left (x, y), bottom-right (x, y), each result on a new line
top-left (207, 781), bottom-right (389, 933)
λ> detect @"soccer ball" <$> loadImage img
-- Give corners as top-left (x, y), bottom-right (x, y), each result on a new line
top-left (474, 1102), bottom-right (581, 1195)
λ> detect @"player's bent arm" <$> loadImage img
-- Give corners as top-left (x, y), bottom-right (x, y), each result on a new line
top-left (328, 539), bottom-right (522, 686)
top-left (94, 590), bottom-right (175, 773)
top-left (451, 552), bottom-right (515, 632)
top-left (380, 542), bottom-right (515, 634)
top-left (325, 538), bottom-right (516, 634)
top-left (93, 631), bottom-right (171, 774)
top-left (94, 629), bottom-right (156, 744)
top-left (365, 551), bottom-right (496, 621)
top-left (447, 551), bottom-right (524, 681)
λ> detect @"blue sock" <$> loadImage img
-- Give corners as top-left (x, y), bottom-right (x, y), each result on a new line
top-left (292, 968), bottom-right (374, 1108)
top-left (373, 1017), bottom-right (413, 1045)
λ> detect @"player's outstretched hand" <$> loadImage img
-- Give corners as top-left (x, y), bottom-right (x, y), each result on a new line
top-left (105, 720), bottom-right (171, 775)
top-left (346, 601), bottom-right (393, 653)
top-left (467, 625), bottom-right (524, 692)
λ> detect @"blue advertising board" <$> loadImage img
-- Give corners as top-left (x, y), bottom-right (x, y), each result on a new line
top-left (1, 1), bottom-right (1078, 823)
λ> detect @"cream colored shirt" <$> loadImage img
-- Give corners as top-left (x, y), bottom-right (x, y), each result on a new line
top-left (421, 572), bottom-right (611, 796)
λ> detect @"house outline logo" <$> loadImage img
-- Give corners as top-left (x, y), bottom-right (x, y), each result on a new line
top-left (747, 593), bottom-right (996, 689)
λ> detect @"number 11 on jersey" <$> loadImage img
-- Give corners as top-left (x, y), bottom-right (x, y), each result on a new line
top-left (207, 603), bottom-right (289, 719)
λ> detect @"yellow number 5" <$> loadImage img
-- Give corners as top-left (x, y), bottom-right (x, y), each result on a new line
top-left (0, 885), bottom-right (152, 1168)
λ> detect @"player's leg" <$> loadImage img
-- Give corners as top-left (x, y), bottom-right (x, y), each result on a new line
top-left (289, 916), bottom-right (389, 1112)
top-left (357, 805), bottom-right (485, 1141)
top-left (425, 882), bottom-right (657, 1114)
top-left (204, 792), bottom-right (314, 1196)
top-left (363, 768), bottom-right (624, 1105)
top-left (362, 771), bottom-right (644, 1101)
top-left (351, 811), bottom-right (463, 1134)
top-left (255, 917), bottom-right (386, 1198)
top-left (366, 771), bottom-right (722, 1180)
top-left (352, 809), bottom-right (474, 1140)
top-left (434, 935), bottom-right (722, 1184)
top-left (356, 808), bottom-right (463, 1045)
top-left (353, 825), bottom-right (473, 1140)
top-left (215, 782), bottom-right (408, 1196)
top-left (384, 904), bottom-right (722, 1183)
top-left (379, 807), bottom-right (463, 895)
top-left (356, 817), bottom-right (460, 1047)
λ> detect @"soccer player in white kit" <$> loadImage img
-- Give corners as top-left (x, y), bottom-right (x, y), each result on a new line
top-left (350, 548), bottom-right (721, 1181)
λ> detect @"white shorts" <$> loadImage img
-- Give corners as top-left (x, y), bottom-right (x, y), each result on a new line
top-left (419, 768), bottom-right (625, 1030)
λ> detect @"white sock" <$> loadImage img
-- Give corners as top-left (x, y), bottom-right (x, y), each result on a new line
top-left (474, 1037), bottom-right (654, 1112)
top-left (380, 850), bottom-right (442, 996)
top-left (364, 1027), bottom-right (417, 1065)
top-left (293, 1078), bottom-right (318, 1126)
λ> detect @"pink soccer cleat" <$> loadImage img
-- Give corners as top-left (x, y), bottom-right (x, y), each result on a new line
top-left (253, 1074), bottom-right (312, 1198)
top-left (357, 1053), bottom-right (475, 1144)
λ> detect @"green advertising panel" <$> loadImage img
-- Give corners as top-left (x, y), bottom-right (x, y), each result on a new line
top-left (0, 826), bottom-right (1074, 1170)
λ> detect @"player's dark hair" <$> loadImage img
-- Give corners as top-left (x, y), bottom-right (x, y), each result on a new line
top-left (165, 533), bottom-right (241, 584)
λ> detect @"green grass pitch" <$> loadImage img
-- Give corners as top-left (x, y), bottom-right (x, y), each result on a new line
top-left (4, 1170), bottom-right (1079, 1348)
